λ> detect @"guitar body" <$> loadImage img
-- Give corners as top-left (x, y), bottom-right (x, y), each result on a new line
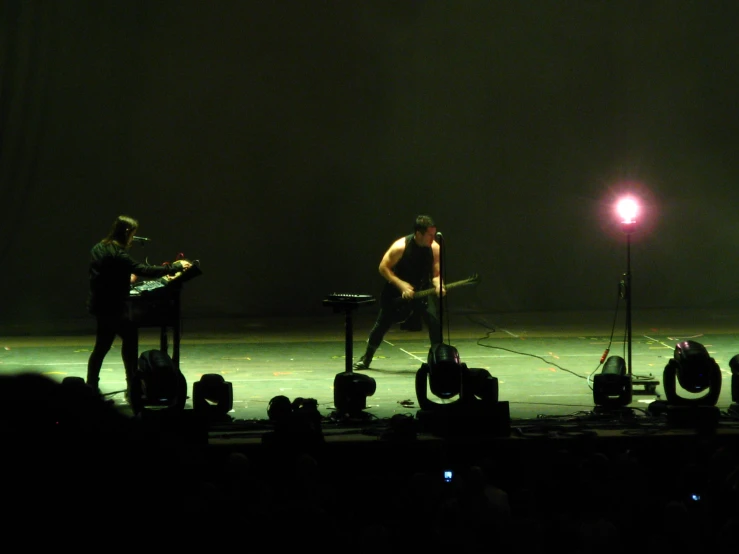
top-left (380, 274), bottom-right (480, 324)
top-left (380, 284), bottom-right (422, 324)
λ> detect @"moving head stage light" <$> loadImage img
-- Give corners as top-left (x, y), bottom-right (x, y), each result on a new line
top-left (649, 340), bottom-right (721, 428)
top-left (593, 355), bottom-right (632, 410)
top-left (416, 344), bottom-right (509, 437)
top-left (663, 341), bottom-right (721, 407)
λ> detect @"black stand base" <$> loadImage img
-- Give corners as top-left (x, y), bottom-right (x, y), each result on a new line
top-left (591, 405), bottom-right (636, 419)
top-left (648, 401), bottom-right (720, 430)
top-left (632, 375), bottom-right (660, 395)
top-left (666, 405), bottom-right (720, 430)
top-left (416, 401), bottom-right (511, 438)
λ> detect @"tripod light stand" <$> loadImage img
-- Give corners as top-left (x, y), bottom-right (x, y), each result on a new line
top-left (613, 197), bottom-right (659, 397)
top-left (594, 196), bottom-right (664, 410)
top-left (619, 198), bottom-right (637, 383)
top-left (593, 199), bottom-right (637, 410)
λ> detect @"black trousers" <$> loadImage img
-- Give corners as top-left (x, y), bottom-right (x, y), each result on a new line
top-left (86, 315), bottom-right (139, 389)
top-left (366, 297), bottom-right (442, 352)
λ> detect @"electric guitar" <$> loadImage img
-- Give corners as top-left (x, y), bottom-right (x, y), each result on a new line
top-left (381, 274), bottom-right (480, 323)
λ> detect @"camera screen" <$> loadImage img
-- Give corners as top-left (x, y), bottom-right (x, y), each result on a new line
top-left (444, 470), bottom-right (452, 482)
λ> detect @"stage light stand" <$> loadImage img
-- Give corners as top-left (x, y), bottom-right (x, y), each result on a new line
top-left (624, 220), bottom-right (634, 381)
top-left (620, 218), bottom-right (659, 397)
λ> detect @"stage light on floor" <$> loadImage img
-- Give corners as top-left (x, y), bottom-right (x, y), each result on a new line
top-left (416, 344), bottom-right (498, 410)
top-left (650, 341), bottom-right (721, 428)
top-left (593, 355), bottom-right (632, 410)
top-left (727, 354), bottom-right (739, 416)
top-left (415, 344), bottom-right (507, 436)
top-left (663, 341), bottom-right (721, 406)
top-left (426, 343), bottom-right (463, 401)
top-left (333, 371), bottom-right (376, 419)
top-left (132, 349), bottom-right (187, 414)
top-left (193, 374), bottom-right (233, 421)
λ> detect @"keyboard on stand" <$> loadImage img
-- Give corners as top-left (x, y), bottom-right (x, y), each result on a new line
top-left (323, 293), bottom-right (376, 308)
top-left (323, 292), bottom-right (375, 374)
top-left (129, 278), bottom-right (168, 296)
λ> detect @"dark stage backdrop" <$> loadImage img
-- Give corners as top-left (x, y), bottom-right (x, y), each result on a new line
top-left (2, 1), bottom-right (739, 328)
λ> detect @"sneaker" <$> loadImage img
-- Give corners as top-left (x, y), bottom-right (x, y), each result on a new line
top-left (353, 357), bottom-right (371, 370)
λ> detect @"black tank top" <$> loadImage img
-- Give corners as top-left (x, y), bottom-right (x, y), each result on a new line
top-left (393, 234), bottom-right (433, 290)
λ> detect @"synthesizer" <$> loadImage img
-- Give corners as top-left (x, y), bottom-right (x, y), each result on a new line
top-left (129, 264), bottom-right (203, 296)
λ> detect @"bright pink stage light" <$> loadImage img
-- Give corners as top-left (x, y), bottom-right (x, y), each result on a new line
top-left (599, 182), bottom-right (655, 241)
top-left (616, 197), bottom-right (639, 224)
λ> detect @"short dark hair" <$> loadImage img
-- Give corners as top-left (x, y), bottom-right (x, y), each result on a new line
top-left (414, 215), bottom-right (435, 233)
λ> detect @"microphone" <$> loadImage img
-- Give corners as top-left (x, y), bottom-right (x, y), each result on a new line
top-left (132, 236), bottom-right (151, 245)
top-left (435, 231), bottom-right (443, 242)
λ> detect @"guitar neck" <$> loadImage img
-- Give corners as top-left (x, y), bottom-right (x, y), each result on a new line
top-left (415, 280), bottom-right (472, 299)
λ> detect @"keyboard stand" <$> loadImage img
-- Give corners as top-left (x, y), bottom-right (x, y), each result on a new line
top-left (322, 294), bottom-right (376, 373)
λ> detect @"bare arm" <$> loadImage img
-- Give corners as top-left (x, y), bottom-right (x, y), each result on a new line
top-left (378, 238), bottom-right (415, 299)
top-left (431, 242), bottom-right (445, 296)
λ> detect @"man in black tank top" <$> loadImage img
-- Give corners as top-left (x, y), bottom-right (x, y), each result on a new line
top-left (353, 215), bottom-right (444, 370)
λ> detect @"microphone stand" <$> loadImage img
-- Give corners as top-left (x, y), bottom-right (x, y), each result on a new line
top-left (436, 233), bottom-right (445, 344)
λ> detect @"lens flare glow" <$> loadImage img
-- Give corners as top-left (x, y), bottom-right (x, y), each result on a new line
top-left (616, 197), bottom-right (638, 224)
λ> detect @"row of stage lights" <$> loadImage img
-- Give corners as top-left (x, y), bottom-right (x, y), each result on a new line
top-left (64, 335), bottom-right (739, 430)
top-left (61, 370), bottom-right (235, 422)
top-left (594, 340), bottom-right (739, 415)
top-left (337, 339), bottom-right (739, 428)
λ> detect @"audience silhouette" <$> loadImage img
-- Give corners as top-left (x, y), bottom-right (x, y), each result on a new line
top-left (0, 370), bottom-right (738, 551)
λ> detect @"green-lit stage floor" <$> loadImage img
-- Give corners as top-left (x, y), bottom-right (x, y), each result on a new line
top-left (2, 308), bottom-right (738, 428)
